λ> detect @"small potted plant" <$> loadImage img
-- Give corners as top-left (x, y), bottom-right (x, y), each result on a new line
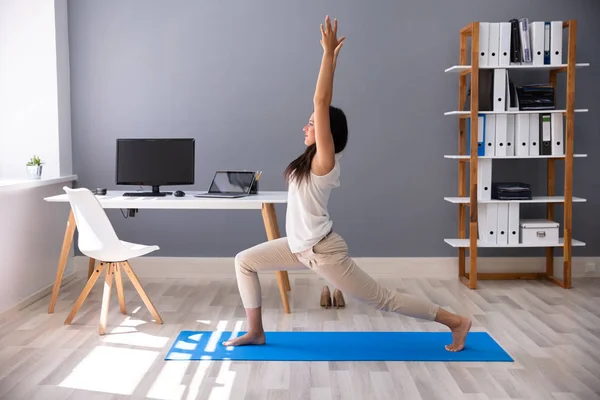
top-left (26, 155), bottom-right (44, 179)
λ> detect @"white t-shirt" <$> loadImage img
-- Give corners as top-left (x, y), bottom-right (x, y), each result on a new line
top-left (286, 153), bottom-right (342, 253)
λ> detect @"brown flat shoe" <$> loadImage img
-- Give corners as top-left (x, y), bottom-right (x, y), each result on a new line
top-left (333, 289), bottom-right (345, 308)
top-left (320, 286), bottom-right (332, 308)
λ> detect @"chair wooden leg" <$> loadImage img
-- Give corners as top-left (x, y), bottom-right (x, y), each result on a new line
top-left (114, 263), bottom-right (127, 314)
top-left (99, 263), bottom-right (115, 335)
top-left (49, 209), bottom-right (77, 313)
top-left (87, 258), bottom-right (96, 279)
top-left (65, 262), bottom-right (107, 325)
top-left (120, 261), bottom-right (163, 324)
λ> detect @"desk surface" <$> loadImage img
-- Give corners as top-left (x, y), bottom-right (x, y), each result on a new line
top-left (44, 190), bottom-right (288, 210)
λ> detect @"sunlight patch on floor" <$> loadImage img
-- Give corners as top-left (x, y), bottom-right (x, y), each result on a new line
top-left (146, 360), bottom-right (190, 400)
top-left (101, 317), bottom-right (170, 348)
top-left (102, 325), bottom-right (171, 348)
top-left (185, 360), bottom-right (213, 400)
top-left (59, 345), bottom-right (159, 395)
top-left (209, 360), bottom-right (236, 400)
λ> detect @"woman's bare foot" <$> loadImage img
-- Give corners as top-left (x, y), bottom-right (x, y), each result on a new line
top-left (222, 331), bottom-right (266, 347)
top-left (445, 316), bottom-right (472, 352)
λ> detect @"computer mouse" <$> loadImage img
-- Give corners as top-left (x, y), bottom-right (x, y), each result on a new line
top-left (174, 190), bottom-right (185, 197)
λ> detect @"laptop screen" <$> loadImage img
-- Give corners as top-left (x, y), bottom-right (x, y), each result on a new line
top-left (209, 171), bottom-right (255, 193)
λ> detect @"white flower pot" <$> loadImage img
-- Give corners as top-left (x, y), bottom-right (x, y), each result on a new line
top-left (27, 165), bottom-right (43, 179)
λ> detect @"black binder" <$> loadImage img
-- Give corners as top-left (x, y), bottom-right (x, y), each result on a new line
top-left (539, 113), bottom-right (552, 155)
top-left (465, 70), bottom-right (494, 111)
top-left (509, 19), bottom-right (522, 64)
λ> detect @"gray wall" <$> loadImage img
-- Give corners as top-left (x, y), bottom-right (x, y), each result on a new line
top-left (67, 0), bottom-right (600, 257)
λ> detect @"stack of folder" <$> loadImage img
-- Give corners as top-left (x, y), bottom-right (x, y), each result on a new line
top-left (478, 19), bottom-right (563, 67)
top-left (477, 202), bottom-right (520, 245)
top-left (467, 112), bottom-right (564, 157)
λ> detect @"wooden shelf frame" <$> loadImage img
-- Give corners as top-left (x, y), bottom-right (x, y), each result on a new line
top-left (449, 20), bottom-right (584, 290)
top-left (444, 63), bottom-right (590, 74)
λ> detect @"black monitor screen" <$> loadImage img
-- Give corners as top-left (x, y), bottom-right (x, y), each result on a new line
top-left (116, 139), bottom-right (195, 186)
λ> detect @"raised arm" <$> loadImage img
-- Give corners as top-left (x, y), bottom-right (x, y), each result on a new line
top-left (312, 16), bottom-right (345, 176)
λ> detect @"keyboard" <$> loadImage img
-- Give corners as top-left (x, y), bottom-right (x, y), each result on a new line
top-left (123, 192), bottom-right (171, 197)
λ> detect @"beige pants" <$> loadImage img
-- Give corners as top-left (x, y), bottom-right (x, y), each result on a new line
top-left (234, 231), bottom-right (440, 321)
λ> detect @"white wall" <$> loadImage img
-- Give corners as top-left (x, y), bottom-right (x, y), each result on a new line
top-left (0, 0), bottom-right (72, 179)
top-left (0, 0), bottom-right (75, 314)
top-left (55, 0), bottom-right (73, 177)
top-left (0, 181), bottom-right (75, 315)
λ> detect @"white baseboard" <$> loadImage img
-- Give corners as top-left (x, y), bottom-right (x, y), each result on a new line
top-left (0, 272), bottom-right (77, 321)
top-left (73, 256), bottom-right (600, 279)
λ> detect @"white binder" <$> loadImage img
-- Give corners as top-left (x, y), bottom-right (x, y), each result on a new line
top-left (529, 113), bottom-right (540, 156)
top-left (551, 113), bottom-right (564, 155)
top-left (488, 23), bottom-right (500, 67)
top-left (495, 114), bottom-right (508, 156)
top-left (497, 203), bottom-right (509, 245)
top-left (484, 114), bottom-right (496, 157)
top-left (506, 114), bottom-right (515, 156)
top-left (478, 203), bottom-right (487, 240)
top-left (550, 21), bottom-right (563, 65)
top-left (499, 22), bottom-right (512, 66)
top-left (518, 18), bottom-right (532, 64)
top-left (479, 22), bottom-right (490, 67)
top-left (485, 203), bottom-right (498, 244)
top-left (515, 114), bottom-right (530, 156)
top-left (478, 158), bottom-right (492, 201)
top-left (530, 21), bottom-right (545, 65)
top-left (493, 68), bottom-right (507, 111)
top-left (508, 203), bottom-right (520, 244)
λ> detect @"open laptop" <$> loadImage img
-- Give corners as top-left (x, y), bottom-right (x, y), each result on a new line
top-left (194, 170), bottom-right (256, 198)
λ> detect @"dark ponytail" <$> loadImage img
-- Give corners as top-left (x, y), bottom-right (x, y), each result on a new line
top-left (284, 105), bottom-right (348, 186)
top-left (284, 144), bottom-right (317, 186)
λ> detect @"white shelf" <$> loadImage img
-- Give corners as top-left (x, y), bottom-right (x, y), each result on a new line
top-left (444, 109), bottom-right (588, 115)
top-left (444, 238), bottom-right (586, 248)
top-left (444, 196), bottom-right (586, 204)
top-left (444, 63), bottom-right (590, 73)
top-left (444, 154), bottom-right (587, 159)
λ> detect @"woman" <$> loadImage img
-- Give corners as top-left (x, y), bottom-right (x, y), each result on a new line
top-left (223, 16), bottom-right (471, 352)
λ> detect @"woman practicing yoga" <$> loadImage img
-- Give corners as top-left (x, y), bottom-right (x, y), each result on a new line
top-left (223, 16), bottom-right (472, 352)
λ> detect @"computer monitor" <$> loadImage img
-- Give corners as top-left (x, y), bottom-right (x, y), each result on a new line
top-left (116, 138), bottom-right (195, 196)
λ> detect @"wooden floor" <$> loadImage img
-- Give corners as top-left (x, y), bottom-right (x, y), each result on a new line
top-left (0, 273), bottom-right (599, 400)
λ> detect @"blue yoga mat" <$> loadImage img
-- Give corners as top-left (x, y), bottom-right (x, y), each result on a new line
top-left (164, 331), bottom-right (513, 362)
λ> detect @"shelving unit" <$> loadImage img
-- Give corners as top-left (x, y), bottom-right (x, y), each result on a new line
top-left (445, 63), bottom-right (590, 73)
top-left (444, 154), bottom-right (587, 159)
top-left (444, 20), bottom-right (588, 290)
top-left (445, 109), bottom-right (588, 115)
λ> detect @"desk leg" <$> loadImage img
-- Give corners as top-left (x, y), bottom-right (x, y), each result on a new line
top-left (261, 203), bottom-right (291, 314)
top-left (48, 209), bottom-right (77, 313)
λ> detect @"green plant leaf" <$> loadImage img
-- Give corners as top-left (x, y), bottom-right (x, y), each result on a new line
top-left (26, 155), bottom-right (43, 166)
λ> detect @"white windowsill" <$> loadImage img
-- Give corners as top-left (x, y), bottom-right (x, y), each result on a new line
top-left (0, 175), bottom-right (78, 193)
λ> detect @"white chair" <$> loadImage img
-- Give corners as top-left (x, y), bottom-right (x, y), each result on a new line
top-left (62, 186), bottom-right (163, 334)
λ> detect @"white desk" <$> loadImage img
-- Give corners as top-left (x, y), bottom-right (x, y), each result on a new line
top-left (44, 190), bottom-right (292, 315)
